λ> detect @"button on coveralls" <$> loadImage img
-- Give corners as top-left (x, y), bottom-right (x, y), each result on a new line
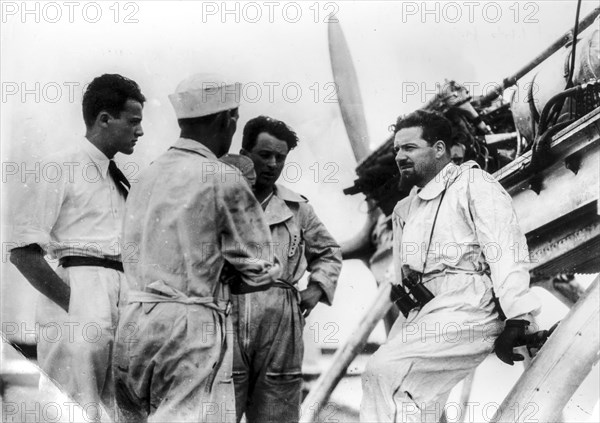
top-left (114, 139), bottom-right (279, 422)
top-left (361, 162), bottom-right (541, 422)
top-left (232, 184), bottom-right (342, 423)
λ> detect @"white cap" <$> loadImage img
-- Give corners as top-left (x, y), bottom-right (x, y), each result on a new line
top-left (169, 73), bottom-right (241, 119)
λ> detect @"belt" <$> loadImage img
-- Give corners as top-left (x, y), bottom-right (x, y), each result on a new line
top-left (129, 279), bottom-right (231, 393)
top-left (421, 268), bottom-right (488, 282)
top-left (59, 256), bottom-right (124, 272)
top-left (128, 280), bottom-right (231, 315)
top-left (273, 279), bottom-right (296, 290)
top-left (273, 279), bottom-right (301, 303)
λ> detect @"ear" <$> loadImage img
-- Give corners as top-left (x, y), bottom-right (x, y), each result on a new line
top-left (433, 140), bottom-right (448, 158)
top-left (96, 111), bottom-right (111, 128)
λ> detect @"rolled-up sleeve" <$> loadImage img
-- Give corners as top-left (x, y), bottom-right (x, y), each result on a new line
top-left (467, 170), bottom-right (541, 319)
top-left (10, 160), bottom-right (66, 253)
top-left (301, 203), bottom-right (342, 305)
top-left (217, 177), bottom-right (280, 287)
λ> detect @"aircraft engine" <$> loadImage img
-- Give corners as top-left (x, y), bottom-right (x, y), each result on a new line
top-left (511, 17), bottom-right (599, 146)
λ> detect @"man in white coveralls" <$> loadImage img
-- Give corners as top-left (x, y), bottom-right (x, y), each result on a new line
top-left (361, 110), bottom-right (541, 423)
top-left (113, 74), bottom-right (280, 422)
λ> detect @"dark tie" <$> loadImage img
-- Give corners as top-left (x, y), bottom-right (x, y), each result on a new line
top-left (108, 160), bottom-right (130, 199)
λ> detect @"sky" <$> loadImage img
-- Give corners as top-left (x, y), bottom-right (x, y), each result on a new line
top-left (2, 0), bottom-right (598, 234)
top-left (1, 1), bottom-right (599, 420)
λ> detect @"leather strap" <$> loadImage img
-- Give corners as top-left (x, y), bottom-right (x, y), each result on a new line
top-left (59, 256), bottom-right (123, 272)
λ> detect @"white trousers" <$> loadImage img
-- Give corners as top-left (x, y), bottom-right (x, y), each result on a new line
top-left (36, 265), bottom-right (128, 421)
top-left (361, 273), bottom-right (503, 423)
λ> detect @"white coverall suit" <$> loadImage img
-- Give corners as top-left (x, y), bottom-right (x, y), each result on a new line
top-left (231, 184), bottom-right (342, 423)
top-left (114, 139), bottom-right (279, 423)
top-left (361, 162), bottom-right (541, 422)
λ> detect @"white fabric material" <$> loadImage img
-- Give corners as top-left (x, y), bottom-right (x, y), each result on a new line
top-left (360, 161), bottom-right (540, 422)
top-left (361, 272), bottom-right (502, 423)
top-left (36, 265), bottom-right (128, 421)
top-left (115, 137), bottom-right (278, 422)
top-left (169, 73), bottom-right (241, 118)
top-left (10, 138), bottom-right (126, 259)
top-left (122, 137), bottom-right (278, 299)
top-left (392, 161), bottom-right (540, 319)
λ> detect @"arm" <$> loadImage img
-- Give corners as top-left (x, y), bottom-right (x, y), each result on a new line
top-left (9, 157), bottom-right (69, 310)
top-left (467, 170), bottom-right (541, 319)
top-left (217, 178), bottom-right (280, 288)
top-left (10, 244), bottom-right (70, 312)
top-left (300, 203), bottom-right (343, 311)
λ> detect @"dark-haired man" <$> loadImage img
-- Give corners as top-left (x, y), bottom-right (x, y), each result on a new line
top-left (10, 74), bottom-right (145, 417)
top-left (114, 76), bottom-right (280, 422)
top-left (360, 110), bottom-right (541, 422)
top-left (233, 116), bottom-right (343, 423)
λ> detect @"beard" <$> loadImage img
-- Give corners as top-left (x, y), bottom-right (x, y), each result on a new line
top-left (399, 167), bottom-right (418, 190)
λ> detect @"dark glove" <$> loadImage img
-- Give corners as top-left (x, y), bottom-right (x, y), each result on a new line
top-left (494, 319), bottom-right (530, 365)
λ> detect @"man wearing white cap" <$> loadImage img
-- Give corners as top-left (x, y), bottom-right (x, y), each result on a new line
top-left (114, 74), bottom-right (280, 422)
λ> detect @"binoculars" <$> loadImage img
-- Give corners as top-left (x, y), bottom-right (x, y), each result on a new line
top-left (390, 269), bottom-right (435, 317)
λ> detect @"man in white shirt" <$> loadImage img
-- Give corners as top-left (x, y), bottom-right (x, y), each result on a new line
top-left (10, 74), bottom-right (145, 419)
top-left (360, 110), bottom-right (541, 422)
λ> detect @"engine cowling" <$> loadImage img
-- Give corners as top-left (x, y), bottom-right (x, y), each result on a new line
top-left (511, 17), bottom-right (599, 145)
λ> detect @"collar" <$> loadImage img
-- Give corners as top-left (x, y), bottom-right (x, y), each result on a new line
top-left (263, 185), bottom-right (307, 226)
top-left (171, 138), bottom-right (217, 159)
top-left (274, 184), bottom-right (307, 203)
top-left (81, 137), bottom-right (110, 178)
top-left (416, 161), bottom-right (477, 200)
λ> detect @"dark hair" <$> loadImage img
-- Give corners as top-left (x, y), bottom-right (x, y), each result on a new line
top-left (82, 74), bottom-right (145, 128)
top-left (393, 110), bottom-right (453, 148)
top-left (242, 116), bottom-right (299, 151)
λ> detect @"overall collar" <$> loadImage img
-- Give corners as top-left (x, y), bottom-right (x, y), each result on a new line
top-left (263, 184), bottom-right (307, 226)
top-left (172, 137), bottom-right (217, 159)
top-left (415, 160), bottom-right (477, 200)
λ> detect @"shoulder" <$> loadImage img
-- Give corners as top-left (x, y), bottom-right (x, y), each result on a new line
top-left (455, 162), bottom-right (509, 198)
top-left (210, 159), bottom-right (255, 198)
top-left (24, 146), bottom-right (82, 188)
top-left (215, 160), bottom-right (246, 186)
top-left (41, 145), bottom-right (81, 166)
top-left (173, 155), bottom-right (245, 187)
top-left (392, 193), bottom-right (413, 223)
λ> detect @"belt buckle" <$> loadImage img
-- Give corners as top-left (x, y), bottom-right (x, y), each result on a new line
top-left (225, 300), bottom-right (232, 316)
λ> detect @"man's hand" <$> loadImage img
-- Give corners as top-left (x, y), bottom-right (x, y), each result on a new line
top-left (494, 319), bottom-right (529, 365)
top-left (299, 283), bottom-right (324, 317)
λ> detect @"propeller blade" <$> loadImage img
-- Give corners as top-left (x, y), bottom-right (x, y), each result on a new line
top-left (328, 20), bottom-right (371, 162)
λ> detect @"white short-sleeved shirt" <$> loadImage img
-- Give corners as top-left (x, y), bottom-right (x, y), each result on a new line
top-left (11, 138), bottom-right (126, 259)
